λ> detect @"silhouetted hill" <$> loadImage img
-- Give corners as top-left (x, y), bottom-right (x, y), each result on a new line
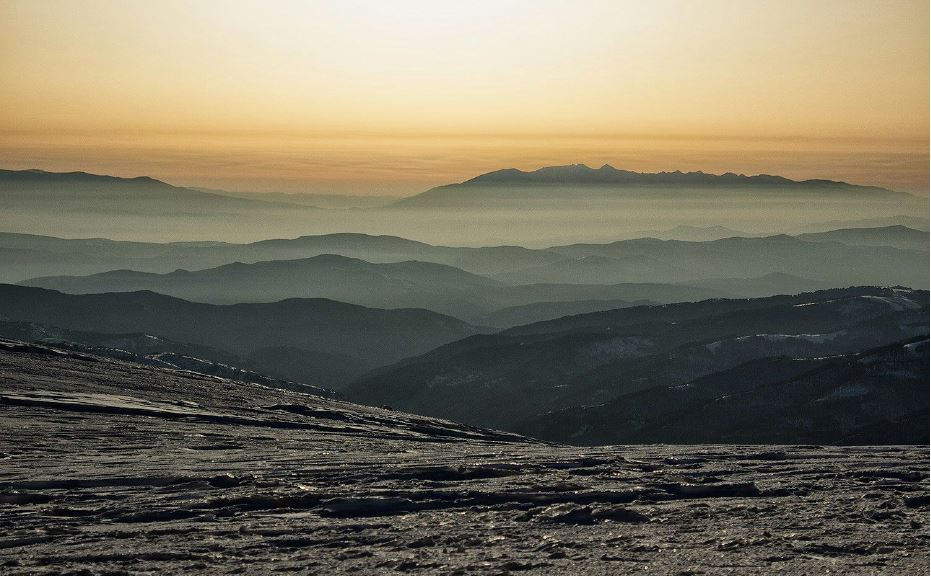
top-left (0, 168), bottom-right (294, 212)
top-left (394, 164), bottom-right (907, 208)
top-left (790, 214), bottom-right (929, 233)
top-left (538, 235), bottom-right (927, 288)
top-left (345, 287), bottom-right (928, 439)
top-left (0, 284), bottom-right (479, 388)
top-left (22, 273), bottom-right (733, 329)
top-left (1, 168), bottom-right (171, 189)
top-left (463, 165), bottom-right (896, 191)
top-left (21, 254), bottom-right (504, 309)
top-left (796, 225), bottom-right (929, 251)
top-left (0, 168), bottom-right (343, 243)
top-left (18, 255), bottom-right (731, 322)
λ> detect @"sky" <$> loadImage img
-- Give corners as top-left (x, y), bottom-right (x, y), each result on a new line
top-left (1, 0), bottom-right (928, 195)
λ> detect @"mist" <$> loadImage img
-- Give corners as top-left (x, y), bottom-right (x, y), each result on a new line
top-left (1, 187), bottom-right (926, 246)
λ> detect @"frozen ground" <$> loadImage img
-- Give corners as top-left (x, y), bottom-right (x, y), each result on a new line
top-left (0, 339), bottom-right (927, 574)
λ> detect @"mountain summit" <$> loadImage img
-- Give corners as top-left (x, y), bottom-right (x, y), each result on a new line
top-left (393, 164), bottom-right (903, 208)
top-left (463, 164), bottom-right (893, 190)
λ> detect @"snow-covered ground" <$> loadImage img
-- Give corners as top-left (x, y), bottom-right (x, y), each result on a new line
top-left (0, 340), bottom-right (927, 574)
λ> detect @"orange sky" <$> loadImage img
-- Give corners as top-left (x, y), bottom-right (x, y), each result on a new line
top-left (1, 0), bottom-right (928, 194)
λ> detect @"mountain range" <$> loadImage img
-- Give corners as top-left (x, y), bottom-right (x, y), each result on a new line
top-left (393, 164), bottom-right (911, 208)
top-left (528, 233), bottom-right (927, 287)
top-left (0, 284), bottom-right (479, 388)
top-left (345, 287), bottom-right (928, 442)
top-left (20, 255), bottom-right (504, 309)
top-left (468, 164), bottom-right (896, 190)
top-left (795, 225), bottom-right (929, 250)
top-left (517, 337), bottom-right (928, 445)
top-left (0, 231), bottom-right (562, 283)
top-left (3, 282), bottom-right (925, 443)
top-left (0, 168), bottom-right (297, 213)
top-left (1, 165), bottom-right (927, 445)
top-left (16, 254), bottom-right (734, 322)
top-left (11, 226), bottom-right (928, 325)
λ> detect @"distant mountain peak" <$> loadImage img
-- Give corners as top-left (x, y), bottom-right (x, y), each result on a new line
top-left (0, 167), bottom-right (176, 188)
top-left (453, 164), bottom-right (893, 193)
top-left (0, 167), bottom-right (311, 212)
top-left (392, 164), bottom-right (908, 208)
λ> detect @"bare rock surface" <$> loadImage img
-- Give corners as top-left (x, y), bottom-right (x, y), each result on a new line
top-left (0, 339), bottom-right (927, 574)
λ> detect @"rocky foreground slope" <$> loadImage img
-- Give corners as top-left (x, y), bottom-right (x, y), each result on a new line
top-left (0, 339), bottom-right (928, 574)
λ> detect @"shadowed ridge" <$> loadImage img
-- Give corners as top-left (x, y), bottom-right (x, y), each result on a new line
top-left (344, 286), bottom-right (928, 437)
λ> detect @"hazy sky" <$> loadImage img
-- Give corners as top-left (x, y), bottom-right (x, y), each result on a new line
top-left (1, 0), bottom-right (928, 194)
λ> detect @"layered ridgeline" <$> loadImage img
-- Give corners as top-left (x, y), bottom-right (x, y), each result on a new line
top-left (795, 225), bottom-right (930, 250)
top-left (20, 255), bottom-right (507, 309)
top-left (1, 167), bottom-right (926, 245)
top-left (392, 164), bottom-right (912, 208)
top-left (345, 287), bottom-right (929, 444)
top-left (0, 284), bottom-right (478, 389)
top-left (16, 254), bottom-right (724, 322)
top-left (6, 226), bottom-right (925, 286)
top-left (15, 227), bottom-right (930, 322)
top-left (498, 232), bottom-right (928, 287)
top-left (0, 231), bottom-right (564, 283)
